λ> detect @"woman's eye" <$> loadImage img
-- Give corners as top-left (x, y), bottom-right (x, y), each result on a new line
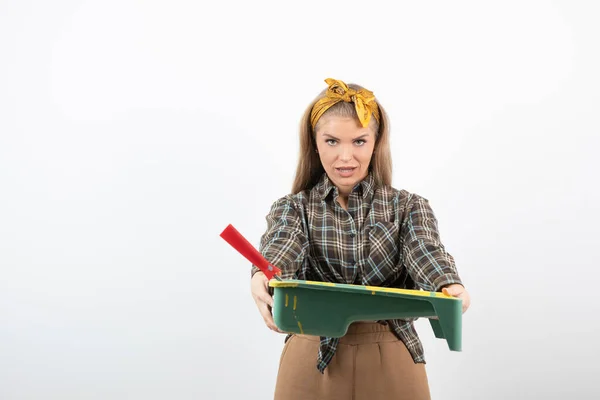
top-left (326, 139), bottom-right (337, 146)
top-left (355, 140), bottom-right (366, 146)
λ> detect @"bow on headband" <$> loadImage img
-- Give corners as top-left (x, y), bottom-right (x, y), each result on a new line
top-left (310, 78), bottom-right (380, 129)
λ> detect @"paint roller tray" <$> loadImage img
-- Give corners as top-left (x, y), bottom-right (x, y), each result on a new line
top-left (269, 279), bottom-right (462, 351)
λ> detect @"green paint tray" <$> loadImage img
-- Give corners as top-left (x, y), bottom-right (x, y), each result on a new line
top-left (270, 279), bottom-right (462, 351)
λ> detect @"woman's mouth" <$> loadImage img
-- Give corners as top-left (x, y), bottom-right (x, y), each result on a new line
top-left (335, 167), bottom-right (357, 177)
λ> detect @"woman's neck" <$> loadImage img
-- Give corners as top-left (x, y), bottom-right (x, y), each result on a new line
top-left (337, 194), bottom-right (349, 210)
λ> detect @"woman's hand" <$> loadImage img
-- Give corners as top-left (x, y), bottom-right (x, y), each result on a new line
top-left (442, 284), bottom-right (471, 314)
top-left (251, 271), bottom-right (284, 333)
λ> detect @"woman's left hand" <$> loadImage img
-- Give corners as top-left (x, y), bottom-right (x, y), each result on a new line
top-left (442, 284), bottom-right (471, 314)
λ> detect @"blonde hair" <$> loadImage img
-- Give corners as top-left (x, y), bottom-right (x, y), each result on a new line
top-left (291, 83), bottom-right (392, 194)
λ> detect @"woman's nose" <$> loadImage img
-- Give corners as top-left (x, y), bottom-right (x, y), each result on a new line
top-left (339, 145), bottom-right (353, 161)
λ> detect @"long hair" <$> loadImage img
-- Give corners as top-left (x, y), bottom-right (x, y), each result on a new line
top-left (291, 83), bottom-right (392, 194)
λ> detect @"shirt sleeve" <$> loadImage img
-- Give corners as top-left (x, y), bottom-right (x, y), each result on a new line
top-left (401, 196), bottom-right (463, 292)
top-left (251, 196), bottom-right (309, 280)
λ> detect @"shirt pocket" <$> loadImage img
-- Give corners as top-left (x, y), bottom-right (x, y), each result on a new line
top-left (364, 221), bottom-right (401, 284)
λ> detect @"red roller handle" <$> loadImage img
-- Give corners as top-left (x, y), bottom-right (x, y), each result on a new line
top-left (220, 224), bottom-right (282, 280)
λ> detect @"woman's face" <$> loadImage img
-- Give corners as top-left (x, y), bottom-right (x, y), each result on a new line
top-left (314, 115), bottom-right (377, 197)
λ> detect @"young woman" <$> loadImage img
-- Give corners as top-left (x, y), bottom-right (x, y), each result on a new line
top-left (250, 78), bottom-right (471, 400)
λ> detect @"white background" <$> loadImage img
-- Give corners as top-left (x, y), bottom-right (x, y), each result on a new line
top-left (1, 0), bottom-right (599, 399)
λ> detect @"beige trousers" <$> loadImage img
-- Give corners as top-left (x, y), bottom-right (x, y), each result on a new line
top-left (274, 322), bottom-right (431, 400)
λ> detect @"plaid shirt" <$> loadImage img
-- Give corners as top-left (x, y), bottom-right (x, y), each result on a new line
top-left (252, 173), bottom-right (463, 373)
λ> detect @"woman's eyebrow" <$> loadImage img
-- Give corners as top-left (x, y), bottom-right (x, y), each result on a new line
top-left (322, 133), bottom-right (340, 140)
top-left (321, 133), bottom-right (370, 140)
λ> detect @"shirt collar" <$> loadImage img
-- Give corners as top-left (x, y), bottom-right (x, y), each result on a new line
top-left (315, 172), bottom-right (376, 203)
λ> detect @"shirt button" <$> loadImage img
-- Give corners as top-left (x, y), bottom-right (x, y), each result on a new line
top-left (349, 232), bottom-right (356, 237)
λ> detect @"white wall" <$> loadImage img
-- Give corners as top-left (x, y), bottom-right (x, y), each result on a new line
top-left (1, 1), bottom-right (598, 399)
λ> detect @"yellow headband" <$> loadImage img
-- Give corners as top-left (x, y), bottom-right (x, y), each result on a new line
top-left (310, 78), bottom-right (380, 129)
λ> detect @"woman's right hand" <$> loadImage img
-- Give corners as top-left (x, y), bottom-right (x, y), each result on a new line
top-left (251, 271), bottom-right (284, 333)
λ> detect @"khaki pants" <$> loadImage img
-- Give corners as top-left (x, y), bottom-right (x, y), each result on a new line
top-left (274, 322), bottom-right (431, 400)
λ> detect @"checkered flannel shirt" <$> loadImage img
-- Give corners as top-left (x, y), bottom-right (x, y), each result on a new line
top-left (251, 172), bottom-right (463, 373)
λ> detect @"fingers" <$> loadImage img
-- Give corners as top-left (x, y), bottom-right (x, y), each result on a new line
top-left (251, 273), bottom-right (283, 333)
top-left (442, 285), bottom-right (471, 314)
top-left (262, 276), bottom-right (270, 291)
top-left (257, 292), bottom-right (274, 308)
top-left (258, 302), bottom-right (284, 333)
top-left (461, 293), bottom-right (471, 314)
top-left (252, 282), bottom-right (274, 308)
top-left (442, 285), bottom-right (462, 297)
top-left (251, 273), bottom-right (274, 307)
